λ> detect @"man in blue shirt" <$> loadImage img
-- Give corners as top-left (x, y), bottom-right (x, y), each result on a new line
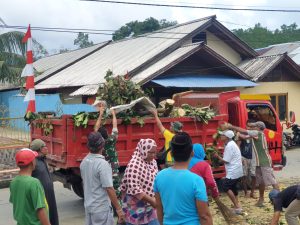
top-left (154, 132), bottom-right (213, 225)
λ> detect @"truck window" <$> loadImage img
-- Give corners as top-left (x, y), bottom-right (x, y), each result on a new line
top-left (246, 104), bottom-right (277, 131)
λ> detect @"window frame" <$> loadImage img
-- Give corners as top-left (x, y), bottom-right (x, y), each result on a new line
top-left (269, 93), bottom-right (288, 121)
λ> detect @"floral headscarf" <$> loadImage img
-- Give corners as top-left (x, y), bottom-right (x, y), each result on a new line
top-left (120, 139), bottom-right (158, 197)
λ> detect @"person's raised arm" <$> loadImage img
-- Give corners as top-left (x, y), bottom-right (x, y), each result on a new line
top-left (155, 192), bottom-right (163, 225)
top-left (110, 109), bottom-right (117, 130)
top-left (37, 208), bottom-right (51, 225)
top-left (149, 108), bottom-right (165, 134)
top-left (196, 200), bottom-right (213, 225)
top-left (94, 103), bottom-right (105, 132)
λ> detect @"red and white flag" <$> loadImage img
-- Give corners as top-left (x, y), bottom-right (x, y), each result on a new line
top-left (21, 25), bottom-right (36, 112)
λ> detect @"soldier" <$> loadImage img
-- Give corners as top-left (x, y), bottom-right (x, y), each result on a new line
top-left (94, 102), bottom-right (120, 198)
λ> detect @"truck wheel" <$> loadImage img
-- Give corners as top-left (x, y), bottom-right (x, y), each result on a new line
top-left (72, 182), bottom-right (84, 198)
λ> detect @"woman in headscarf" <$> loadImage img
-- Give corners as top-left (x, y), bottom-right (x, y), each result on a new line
top-left (188, 143), bottom-right (219, 199)
top-left (120, 139), bottom-right (159, 225)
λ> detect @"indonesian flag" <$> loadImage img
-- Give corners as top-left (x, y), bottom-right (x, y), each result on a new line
top-left (22, 25), bottom-right (36, 112)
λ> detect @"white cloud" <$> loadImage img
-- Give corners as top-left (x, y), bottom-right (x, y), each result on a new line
top-left (1, 0), bottom-right (300, 53)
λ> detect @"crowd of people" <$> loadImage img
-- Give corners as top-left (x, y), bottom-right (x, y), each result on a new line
top-left (8, 104), bottom-right (300, 225)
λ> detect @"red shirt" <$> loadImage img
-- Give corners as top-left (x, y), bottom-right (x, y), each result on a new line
top-left (190, 161), bottom-right (219, 198)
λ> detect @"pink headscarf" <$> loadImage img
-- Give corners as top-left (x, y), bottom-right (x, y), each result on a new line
top-left (120, 139), bottom-right (158, 197)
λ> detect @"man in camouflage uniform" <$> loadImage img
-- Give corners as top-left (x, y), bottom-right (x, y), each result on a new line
top-left (94, 103), bottom-right (121, 198)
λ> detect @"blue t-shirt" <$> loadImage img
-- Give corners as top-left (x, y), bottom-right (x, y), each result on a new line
top-left (153, 168), bottom-right (208, 225)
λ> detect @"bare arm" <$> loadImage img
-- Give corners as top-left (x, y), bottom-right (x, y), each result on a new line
top-left (196, 200), bottom-right (213, 225)
top-left (141, 194), bottom-right (156, 208)
top-left (94, 103), bottom-right (105, 132)
top-left (270, 211), bottom-right (281, 225)
top-left (37, 208), bottom-right (51, 225)
top-left (149, 108), bottom-right (165, 134)
top-left (110, 109), bottom-right (117, 130)
top-left (155, 193), bottom-right (163, 225)
top-left (214, 154), bottom-right (228, 164)
top-left (228, 124), bottom-right (248, 134)
top-left (106, 187), bottom-right (125, 223)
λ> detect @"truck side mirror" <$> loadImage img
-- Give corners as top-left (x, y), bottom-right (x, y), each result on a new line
top-left (290, 111), bottom-right (296, 124)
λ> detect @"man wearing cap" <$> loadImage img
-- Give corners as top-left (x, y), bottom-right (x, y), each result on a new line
top-left (269, 185), bottom-right (300, 225)
top-left (150, 108), bottom-right (183, 167)
top-left (31, 139), bottom-right (59, 225)
top-left (226, 121), bottom-right (279, 207)
top-left (80, 131), bottom-right (125, 225)
top-left (214, 130), bottom-right (243, 214)
top-left (10, 148), bottom-right (51, 225)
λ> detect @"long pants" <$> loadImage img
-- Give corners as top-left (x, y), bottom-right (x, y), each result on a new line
top-left (285, 199), bottom-right (300, 225)
top-left (85, 210), bottom-right (114, 225)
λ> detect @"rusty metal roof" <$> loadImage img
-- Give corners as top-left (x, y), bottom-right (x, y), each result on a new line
top-left (257, 42), bottom-right (300, 65)
top-left (237, 55), bottom-right (284, 81)
top-left (35, 16), bottom-right (214, 90)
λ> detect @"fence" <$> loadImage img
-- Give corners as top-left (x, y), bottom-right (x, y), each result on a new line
top-left (0, 117), bottom-right (30, 147)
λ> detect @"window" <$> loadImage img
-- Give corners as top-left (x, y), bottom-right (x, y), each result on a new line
top-left (270, 94), bottom-right (288, 121)
top-left (247, 104), bottom-right (277, 131)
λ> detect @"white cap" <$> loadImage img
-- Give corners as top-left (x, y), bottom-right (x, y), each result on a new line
top-left (219, 130), bottom-right (235, 139)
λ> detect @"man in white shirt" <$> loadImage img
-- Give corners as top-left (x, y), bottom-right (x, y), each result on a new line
top-left (214, 130), bottom-right (243, 214)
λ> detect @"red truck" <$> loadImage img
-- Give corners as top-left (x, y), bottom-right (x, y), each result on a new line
top-left (31, 90), bottom-right (286, 198)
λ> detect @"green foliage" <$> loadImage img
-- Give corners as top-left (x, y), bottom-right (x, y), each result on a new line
top-left (112, 17), bottom-right (177, 41)
top-left (74, 32), bottom-right (94, 48)
top-left (0, 31), bottom-right (47, 85)
top-left (99, 70), bottom-right (146, 107)
top-left (233, 23), bottom-right (300, 49)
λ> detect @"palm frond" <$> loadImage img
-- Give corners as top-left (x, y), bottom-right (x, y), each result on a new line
top-left (0, 51), bottom-right (26, 67)
top-left (0, 31), bottom-right (26, 56)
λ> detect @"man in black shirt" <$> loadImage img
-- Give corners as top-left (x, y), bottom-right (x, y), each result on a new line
top-left (269, 185), bottom-right (300, 225)
top-left (31, 139), bottom-right (59, 225)
top-left (236, 120), bottom-right (257, 198)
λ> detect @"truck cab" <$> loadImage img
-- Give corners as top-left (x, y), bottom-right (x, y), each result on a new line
top-left (174, 90), bottom-right (286, 170)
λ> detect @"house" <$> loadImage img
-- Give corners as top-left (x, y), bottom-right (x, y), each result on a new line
top-left (33, 15), bottom-right (257, 105)
top-left (238, 43), bottom-right (300, 124)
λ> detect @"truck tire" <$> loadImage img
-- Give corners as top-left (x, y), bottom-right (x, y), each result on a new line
top-left (72, 182), bottom-right (84, 198)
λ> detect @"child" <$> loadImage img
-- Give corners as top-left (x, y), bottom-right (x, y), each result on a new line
top-left (9, 148), bottom-right (50, 225)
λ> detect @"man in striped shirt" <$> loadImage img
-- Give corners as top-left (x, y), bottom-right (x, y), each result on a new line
top-left (228, 121), bottom-right (279, 207)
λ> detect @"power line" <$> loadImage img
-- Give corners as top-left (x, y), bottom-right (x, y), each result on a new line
top-left (81, 0), bottom-right (300, 13)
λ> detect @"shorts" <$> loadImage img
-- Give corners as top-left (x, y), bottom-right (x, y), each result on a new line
top-left (255, 166), bottom-right (277, 186)
top-left (223, 178), bottom-right (241, 196)
top-left (242, 157), bottom-right (256, 177)
top-left (85, 209), bottom-right (114, 225)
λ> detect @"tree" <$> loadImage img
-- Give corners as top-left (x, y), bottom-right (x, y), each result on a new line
top-left (74, 32), bottom-right (94, 48)
top-left (0, 31), bottom-right (47, 85)
top-left (233, 23), bottom-right (300, 49)
top-left (112, 17), bottom-right (177, 41)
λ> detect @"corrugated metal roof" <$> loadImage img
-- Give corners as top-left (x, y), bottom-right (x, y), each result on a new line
top-left (132, 43), bottom-right (202, 84)
top-left (152, 74), bottom-right (257, 88)
top-left (36, 16), bottom-right (214, 90)
top-left (69, 84), bottom-right (99, 96)
top-left (237, 55), bottom-right (283, 81)
top-left (34, 42), bottom-right (109, 83)
top-left (257, 42), bottom-right (300, 65)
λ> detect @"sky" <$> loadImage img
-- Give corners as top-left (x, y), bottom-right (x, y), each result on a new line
top-left (1, 0), bottom-right (300, 54)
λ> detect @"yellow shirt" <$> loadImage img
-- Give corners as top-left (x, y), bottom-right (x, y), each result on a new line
top-left (163, 129), bottom-right (175, 165)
